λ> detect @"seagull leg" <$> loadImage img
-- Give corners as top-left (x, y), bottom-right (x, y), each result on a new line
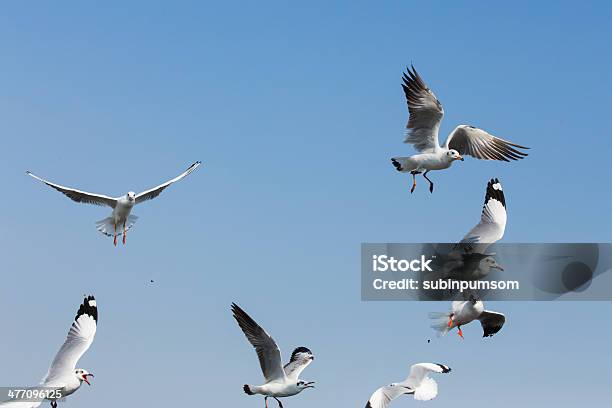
top-left (447, 314), bottom-right (454, 328)
top-left (265, 396), bottom-right (269, 408)
top-left (423, 170), bottom-right (434, 193)
top-left (113, 222), bottom-right (117, 246)
top-left (273, 397), bottom-right (284, 408)
top-left (457, 326), bottom-right (464, 339)
top-left (410, 171), bottom-right (420, 193)
top-left (122, 220), bottom-right (127, 245)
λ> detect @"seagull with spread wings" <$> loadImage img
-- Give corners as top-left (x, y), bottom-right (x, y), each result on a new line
top-left (231, 303), bottom-right (315, 408)
top-left (430, 297), bottom-right (506, 339)
top-left (0, 296), bottom-right (97, 408)
top-left (365, 363), bottom-right (451, 407)
top-left (391, 66), bottom-right (529, 193)
top-left (26, 161), bottom-right (201, 245)
top-left (445, 177), bottom-right (507, 280)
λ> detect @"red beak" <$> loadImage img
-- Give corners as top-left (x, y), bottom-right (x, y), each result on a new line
top-left (82, 373), bottom-right (94, 385)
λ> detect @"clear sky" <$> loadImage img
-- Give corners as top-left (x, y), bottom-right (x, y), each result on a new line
top-left (1, 1), bottom-right (611, 407)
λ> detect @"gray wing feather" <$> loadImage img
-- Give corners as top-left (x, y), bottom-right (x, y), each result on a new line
top-left (401, 66), bottom-right (444, 152)
top-left (445, 126), bottom-right (529, 161)
top-left (27, 172), bottom-right (117, 208)
top-left (231, 303), bottom-right (286, 382)
top-left (135, 161), bottom-right (201, 204)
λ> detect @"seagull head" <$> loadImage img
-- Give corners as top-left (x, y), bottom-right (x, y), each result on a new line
top-left (446, 149), bottom-right (464, 162)
top-left (297, 380), bottom-right (315, 391)
top-left (481, 256), bottom-right (504, 272)
top-left (127, 191), bottom-right (136, 201)
top-left (75, 369), bottom-right (94, 386)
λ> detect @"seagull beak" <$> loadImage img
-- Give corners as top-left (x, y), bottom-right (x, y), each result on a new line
top-left (494, 265), bottom-right (504, 271)
top-left (82, 373), bottom-right (94, 385)
top-left (457, 156), bottom-right (464, 161)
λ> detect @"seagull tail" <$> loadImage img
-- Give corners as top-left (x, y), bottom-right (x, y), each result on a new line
top-left (95, 215), bottom-right (138, 237)
top-left (243, 384), bottom-right (255, 395)
top-left (390, 157), bottom-right (416, 172)
top-left (428, 312), bottom-right (452, 336)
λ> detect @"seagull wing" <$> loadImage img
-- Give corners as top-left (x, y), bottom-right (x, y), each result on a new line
top-left (231, 303), bottom-right (286, 383)
top-left (283, 347), bottom-right (313, 380)
top-left (401, 66), bottom-right (444, 153)
top-left (0, 401), bottom-right (42, 407)
top-left (444, 125), bottom-right (529, 161)
top-left (478, 310), bottom-right (506, 337)
top-left (135, 161), bottom-right (201, 204)
top-left (365, 383), bottom-right (414, 408)
top-left (41, 296), bottom-right (98, 385)
top-left (403, 363), bottom-right (451, 401)
top-left (459, 178), bottom-right (507, 253)
top-left (27, 172), bottom-right (117, 208)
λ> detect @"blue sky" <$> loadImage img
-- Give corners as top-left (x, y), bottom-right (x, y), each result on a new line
top-left (1, 1), bottom-right (611, 406)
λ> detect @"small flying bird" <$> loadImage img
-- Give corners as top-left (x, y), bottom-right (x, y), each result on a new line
top-left (0, 296), bottom-right (97, 408)
top-left (391, 66), bottom-right (529, 193)
top-left (365, 363), bottom-right (451, 407)
top-left (430, 296), bottom-right (506, 339)
top-left (26, 161), bottom-right (201, 245)
top-left (231, 303), bottom-right (315, 408)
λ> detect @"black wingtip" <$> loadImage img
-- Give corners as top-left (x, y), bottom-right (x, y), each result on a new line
top-left (230, 302), bottom-right (242, 315)
top-left (231, 302), bottom-right (253, 327)
top-left (75, 295), bottom-right (97, 323)
top-left (436, 363), bottom-right (452, 373)
top-left (289, 347), bottom-right (313, 362)
top-left (484, 178), bottom-right (505, 209)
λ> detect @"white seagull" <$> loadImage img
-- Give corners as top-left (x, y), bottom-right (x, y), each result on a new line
top-left (26, 161), bottom-right (201, 245)
top-left (430, 296), bottom-right (505, 339)
top-left (436, 178), bottom-right (507, 281)
top-left (365, 363), bottom-right (451, 407)
top-left (231, 303), bottom-right (315, 408)
top-left (0, 296), bottom-right (97, 408)
top-left (391, 66), bottom-right (529, 193)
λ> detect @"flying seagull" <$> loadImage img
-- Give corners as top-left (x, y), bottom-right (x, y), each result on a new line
top-left (458, 178), bottom-right (507, 255)
top-left (365, 363), bottom-right (451, 407)
top-left (446, 178), bottom-right (507, 280)
top-left (0, 296), bottom-right (97, 408)
top-left (231, 303), bottom-right (315, 408)
top-left (425, 178), bottom-right (506, 286)
top-left (391, 66), bottom-right (529, 193)
top-left (430, 296), bottom-right (505, 339)
top-left (26, 161), bottom-right (201, 245)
